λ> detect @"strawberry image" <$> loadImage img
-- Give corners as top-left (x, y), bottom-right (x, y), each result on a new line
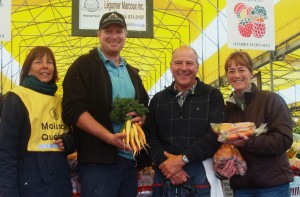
top-left (234, 4), bottom-right (268, 38)
top-left (252, 19), bottom-right (266, 38)
top-left (238, 18), bottom-right (253, 37)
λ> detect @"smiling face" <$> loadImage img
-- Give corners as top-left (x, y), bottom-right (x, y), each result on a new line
top-left (227, 62), bottom-right (253, 95)
top-left (225, 52), bottom-right (254, 95)
top-left (98, 24), bottom-right (126, 59)
top-left (29, 54), bottom-right (54, 83)
top-left (170, 46), bottom-right (199, 92)
top-left (20, 46), bottom-right (57, 84)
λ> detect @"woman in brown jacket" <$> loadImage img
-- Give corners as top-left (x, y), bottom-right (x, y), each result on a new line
top-left (215, 51), bottom-right (293, 197)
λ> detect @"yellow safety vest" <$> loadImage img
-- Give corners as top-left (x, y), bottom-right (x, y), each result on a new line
top-left (11, 86), bottom-right (67, 151)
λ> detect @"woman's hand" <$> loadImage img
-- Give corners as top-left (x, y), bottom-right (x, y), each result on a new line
top-left (54, 138), bottom-right (65, 151)
top-left (215, 159), bottom-right (236, 179)
top-left (228, 133), bottom-right (248, 147)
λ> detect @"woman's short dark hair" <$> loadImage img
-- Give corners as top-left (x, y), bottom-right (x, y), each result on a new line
top-left (20, 46), bottom-right (58, 84)
top-left (225, 51), bottom-right (253, 74)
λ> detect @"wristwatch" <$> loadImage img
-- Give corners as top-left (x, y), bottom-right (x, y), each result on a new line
top-left (182, 155), bottom-right (189, 164)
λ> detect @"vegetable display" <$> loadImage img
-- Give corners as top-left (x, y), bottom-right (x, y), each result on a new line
top-left (290, 157), bottom-right (300, 174)
top-left (288, 133), bottom-right (300, 174)
top-left (110, 96), bottom-right (149, 157)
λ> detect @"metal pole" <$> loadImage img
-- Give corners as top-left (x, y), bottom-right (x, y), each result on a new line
top-left (269, 51), bottom-right (274, 92)
top-left (217, 0), bottom-right (220, 87)
top-left (0, 42), bottom-right (2, 93)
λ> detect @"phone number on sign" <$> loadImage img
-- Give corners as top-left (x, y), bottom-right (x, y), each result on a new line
top-left (125, 15), bottom-right (145, 20)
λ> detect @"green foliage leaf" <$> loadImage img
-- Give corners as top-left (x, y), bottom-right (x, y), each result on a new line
top-left (110, 96), bottom-right (149, 123)
top-left (294, 125), bottom-right (300, 135)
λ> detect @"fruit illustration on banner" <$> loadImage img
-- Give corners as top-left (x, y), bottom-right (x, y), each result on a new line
top-left (238, 18), bottom-right (253, 37)
top-left (234, 3), bottom-right (247, 16)
top-left (234, 3), bottom-right (267, 38)
top-left (253, 18), bottom-right (266, 38)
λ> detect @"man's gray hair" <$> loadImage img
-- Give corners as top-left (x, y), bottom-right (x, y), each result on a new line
top-left (170, 46), bottom-right (199, 65)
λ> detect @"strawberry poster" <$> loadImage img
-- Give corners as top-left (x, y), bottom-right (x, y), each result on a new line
top-left (227, 0), bottom-right (275, 51)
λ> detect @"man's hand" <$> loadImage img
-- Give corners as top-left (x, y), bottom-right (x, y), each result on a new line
top-left (126, 111), bottom-right (146, 126)
top-left (169, 169), bottom-right (189, 185)
top-left (106, 132), bottom-right (131, 151)
top-left (159, 151), bottom-right (185, 179)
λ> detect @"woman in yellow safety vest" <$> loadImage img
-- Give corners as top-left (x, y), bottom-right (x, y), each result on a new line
top-left (0, 46), bottom-right (72, 197)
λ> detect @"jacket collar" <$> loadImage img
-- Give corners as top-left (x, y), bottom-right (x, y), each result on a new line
top-left (226, 83), bottom-right (259, 106)
top-left (166, 77), bottom-right (207, 95)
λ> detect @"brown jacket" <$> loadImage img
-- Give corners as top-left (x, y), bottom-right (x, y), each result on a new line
top-left (225, 84), bottom-right (293, 189)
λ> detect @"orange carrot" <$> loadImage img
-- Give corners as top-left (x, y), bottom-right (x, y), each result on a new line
top-left (218, 129), bottom-right (254, 142)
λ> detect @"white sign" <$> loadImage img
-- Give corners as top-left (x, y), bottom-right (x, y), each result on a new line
top-left (222, 180), bottom-right (233, 197)
top-left (0, 0), bottom-right (11, 41)
top-left (290, 176), bottom-right (300, 197)
top-left (79, 0), bottom-right (147, 31)
top-left (227, 0), bottom-right (275, 50)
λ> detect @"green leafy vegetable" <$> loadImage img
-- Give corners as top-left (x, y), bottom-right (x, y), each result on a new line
top-left (294, 125), bottom-right (300, 135)
top-left (110, 96), bottom-right (149, 123)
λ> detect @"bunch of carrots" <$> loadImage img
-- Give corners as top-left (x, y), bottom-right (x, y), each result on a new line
top-left (120, 121), bottom-right (148, 157)
top-left (110, 96), bottom-right (149, 158)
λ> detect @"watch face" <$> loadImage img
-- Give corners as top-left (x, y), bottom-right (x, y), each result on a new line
top-left (183, 155), bottom-right (189, 163)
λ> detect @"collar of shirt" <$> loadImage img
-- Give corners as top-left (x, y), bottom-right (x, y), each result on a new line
top-left (174, 81), bottom-right (197, 107)
top-left (174, 81), bottom-right (197, 97)
top-left (97, 47), bottom-right (126, 68)
top-left (232, 83), bottom-right (252, 111)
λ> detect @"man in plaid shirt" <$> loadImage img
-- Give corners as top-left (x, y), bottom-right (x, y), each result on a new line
top-left (147, 46), bottom-right (225, 197)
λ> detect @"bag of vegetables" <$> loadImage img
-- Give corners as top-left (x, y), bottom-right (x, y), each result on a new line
top-left (211, 122), bottom-right (267, 176)
top-left (211, 122), bottom-right (267, 143)
top-left (214, 144), bottom-right (247, 176)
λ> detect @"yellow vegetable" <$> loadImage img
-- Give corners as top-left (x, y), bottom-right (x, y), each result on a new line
top-left (125, 119), bottom-right (131, 146)
top-left (130, 126), bottom-right (138, 157)
top-left (132, 123), bottom-right (141, 150)
top-left (135, 122), bottom-right (148, 148)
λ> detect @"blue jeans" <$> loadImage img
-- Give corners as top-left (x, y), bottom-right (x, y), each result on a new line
top-left (152, 162), bottom-right (210, 197)
top-left (233, 183), bottom-right (290, 197)
top-left (78, 156), bottom-right (138, 197)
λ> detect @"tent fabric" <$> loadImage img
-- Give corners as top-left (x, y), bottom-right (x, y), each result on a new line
top-left (0, 0), bottom-right (299, 118)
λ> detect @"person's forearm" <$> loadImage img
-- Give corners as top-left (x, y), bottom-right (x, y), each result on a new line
top-left (76, 111), bottom-right (113, 143)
